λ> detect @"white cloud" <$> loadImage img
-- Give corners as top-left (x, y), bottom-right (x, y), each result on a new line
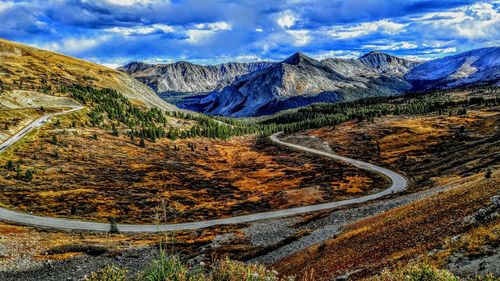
top-left (326, 19), bottom-right (406, 39)
top-left (276, 10), bottom-right (298, 29)
top-left (105, 24), bottom-right (175, 36)
top-left (313, 50), bottom-right (362, 60)
top-left (255, 28), bottom-right (263, 32)
top-left (99, 62), bottom-right (123, 69)
top-left (286, 30), bottom-right (310, 46)
top-left (415, 2), bottom-right (500, 40)
top-left (363, 41), bottom-right (418, 50)
top-left (234, 55), bottom-right (265, 62)
top-left (36, 36), bottom-right (111, 54)
top-left (186, 21), bottom-right (231, 44)
top-left (105, 0), bottom-right (162, 6)
top-left (0, 1), bottom-right (14, 13)
top-left (421, 47), bottom-right (457, 54)
top-left (422, 40), bottom-right (456, 48)
top-left (193, 21), bottom-right (232, 31)
top-left (400, 55), bottom-right (433, 62)
top-left (186, 30), bottom-right (214, 44)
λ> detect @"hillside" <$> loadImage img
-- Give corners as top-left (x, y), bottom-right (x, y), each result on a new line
top-left (406, 47), bottom-right (500, 90)
top-left (0, 38), bottom-right (174, 111)
top-left (322, 51), bottom-right (419, 78)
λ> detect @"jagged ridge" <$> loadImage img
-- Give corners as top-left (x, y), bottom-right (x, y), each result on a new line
top-left (185, 52), bottom-right (415, 117)
top-left (119, 61), bottom-right (274, 94)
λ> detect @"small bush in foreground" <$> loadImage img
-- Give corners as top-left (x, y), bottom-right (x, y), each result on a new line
top-left (139, 252), bottom-right (205, 281)
top-left (372, 264), bottom-right (458, 281)
top-left (139, 252), bottom-right (293, 281)
top-left (210, 257), bottom-right (290, 281)
top-left (84, 265), bottom-right (127, 281)
top-left (85, 248), bottom-right (294, 281)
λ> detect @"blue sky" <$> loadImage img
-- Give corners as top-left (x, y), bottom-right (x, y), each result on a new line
top-left (1, 0), bottom-right (499, 67)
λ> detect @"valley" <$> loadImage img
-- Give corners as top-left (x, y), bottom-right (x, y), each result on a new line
top-left (0, 120), bottom-right (388, 224)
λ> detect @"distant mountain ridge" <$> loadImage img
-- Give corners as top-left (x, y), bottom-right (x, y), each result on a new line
top-left (405, 47), bottom-right (500, 90)
top-left (194, 52), bottom-right (418, 116)
top-left (120, 47), bottom-right (499, 117)
top-left (119, 61), bottom-right (274, 94)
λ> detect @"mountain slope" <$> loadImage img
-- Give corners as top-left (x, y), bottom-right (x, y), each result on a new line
top-left (0, 38), bottom-right (174, 111)
top-left (321, 51), bottom-right (419, 79)
top-left (119, 61), bottom-right (274, 95)
top-left (183, 52), bottom-right (413, 117)
top-left (405, 47), bottom-right (500, 90)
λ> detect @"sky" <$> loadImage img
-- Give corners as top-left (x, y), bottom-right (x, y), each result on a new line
top-left (0, 0), bottom-right (499, 68)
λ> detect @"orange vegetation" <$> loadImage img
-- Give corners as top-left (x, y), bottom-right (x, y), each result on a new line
top-left (275, 170), bottom-right (499, 280)
top-left (0, 116), bottom-right (387, 223)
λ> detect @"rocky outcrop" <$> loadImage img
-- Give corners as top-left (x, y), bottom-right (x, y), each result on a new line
top-left (445, 196), bottom-right (500, 278)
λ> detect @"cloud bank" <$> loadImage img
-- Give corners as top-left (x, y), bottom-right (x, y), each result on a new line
top-left (0, 0), bottom-right (498, 66)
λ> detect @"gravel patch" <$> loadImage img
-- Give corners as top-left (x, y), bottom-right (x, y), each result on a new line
top-left (209, 232), bottom-right (239, 248)
top-left (282, 135), bottom-right (332, 153)
top-left (0, 246), bottom-right (156, 281)
top-left (250, 224), bottom-right (341, 265)
top-left (251, 185), bottom-right (452, 265)
top-left (243, 217), bottom-right (301, 247)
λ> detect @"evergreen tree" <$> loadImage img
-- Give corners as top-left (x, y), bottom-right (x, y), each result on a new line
top-left (5, 160), bottom-right (14, 171)
top-left (112, 123), bottom-right (119, 136)
top-left (139, 136), bottom-right (146, 147)
top-left (485, 167), bottom-right (492, 181)
top-left (24, 169), bottom-right (34, 182)
top-left (16, 165), bottom-right (22, 180)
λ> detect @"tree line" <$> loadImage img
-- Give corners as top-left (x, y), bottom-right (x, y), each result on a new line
top-left (65, 84), bottom-right (499, 143)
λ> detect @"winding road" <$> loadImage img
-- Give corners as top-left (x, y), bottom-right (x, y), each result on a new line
top-left (0, 109), bottom-right (408, 232)
top-left (0, 106), bottom-right (85, 153)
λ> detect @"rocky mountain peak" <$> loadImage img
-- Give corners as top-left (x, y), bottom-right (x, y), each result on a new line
top-left (174, 61), bottom-right (194, 66)
top-left (283, 52), bottom-right (317, 65)
top-left (359, 51), bottom-right (405, 64)
top-left (119, 61), bottom-right (153, 74)
top-left (358, 51), bottom-right (420, 76)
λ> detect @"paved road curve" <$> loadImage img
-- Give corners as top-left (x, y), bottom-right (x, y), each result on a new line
top-left (0, 106), bottom-right (85, 153)
top-left (0, 123), bottom-right (408, 232)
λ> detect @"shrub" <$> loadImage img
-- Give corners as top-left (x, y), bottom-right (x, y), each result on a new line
top-left (209, 257), bottom-right (291, 281)
top-left (139, 252), bottom-right (205, 281)
top-left (469, 273), bottom-right (498, 281)
top-left (371, 264), bottom-right (459, 281)
top-left (84, 265), bottom-right (127, 281)
top-left (368, 264), bottom-right (498, 281)
top-left (137, 251), bottom-right (294, 281)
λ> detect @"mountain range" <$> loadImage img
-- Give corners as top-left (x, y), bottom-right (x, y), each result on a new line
top-left (120, 47), bottom-right (500, 117)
